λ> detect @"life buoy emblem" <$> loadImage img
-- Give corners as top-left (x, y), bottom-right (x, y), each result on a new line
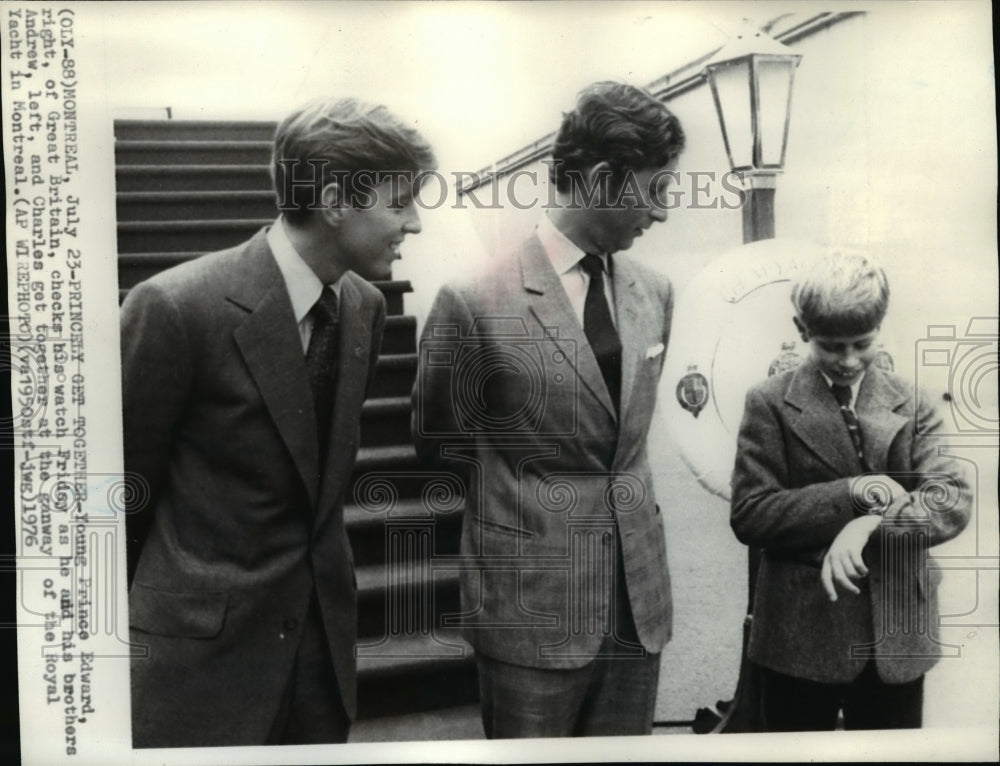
top-left (768, 341), bottom-right (803, 377)
top-left (873, 348), bottom-right (895, 373)
top-left (676, 366), bottom-right (710, 418)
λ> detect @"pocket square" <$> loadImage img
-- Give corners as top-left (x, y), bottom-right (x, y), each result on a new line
top-left (645, 342), bottom-right (665, 360)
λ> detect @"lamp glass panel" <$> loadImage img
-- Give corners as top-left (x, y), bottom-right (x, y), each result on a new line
top-left (754, 57), bottom-right (794, 168)
top-left (708, 59), bottom-right (753, 170)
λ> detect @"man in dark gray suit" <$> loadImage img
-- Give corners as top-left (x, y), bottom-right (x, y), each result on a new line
top-left (122, 97), bottom-right (435, 747)
top-left (413, 82), bottom-right (685, 738)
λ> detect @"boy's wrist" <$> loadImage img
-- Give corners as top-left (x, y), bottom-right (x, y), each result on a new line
top-left (856, 512), bottom-right (883, 534)
top-left (850, 474), bottom-right (905, 516)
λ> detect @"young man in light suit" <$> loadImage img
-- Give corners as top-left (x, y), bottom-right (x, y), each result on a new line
top-left (413, 82), bottom-right (685, 738)
top-left (122, 98), bottom-right (435, 747)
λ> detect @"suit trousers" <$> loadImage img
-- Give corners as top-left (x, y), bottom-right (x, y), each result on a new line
top-left (267, 594), bottom-right (350, 744)
top-left (761, 661), bottom-right (924, 731)
top-left (476, 532), bottom-right (660, 738)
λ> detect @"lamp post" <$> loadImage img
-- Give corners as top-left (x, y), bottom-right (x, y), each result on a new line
top-left (703, 29), bottom-right (801, 243)
top-left (699, 28), bottom-right (801, 734)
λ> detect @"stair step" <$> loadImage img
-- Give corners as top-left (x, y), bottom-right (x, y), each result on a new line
top-left (355, 632), bottom-right (477, 719)
top-left (114, 119), bottom-right (276, 142)
top-left (345, 496), bottom-right (462, 529)
top-left (349, 443), bottom-right (431, 506)
top-left (356, 626), bottom-right (470, 672)
top-left (116, 190), bottom-right (277, 222)
top-left (369, 353), bottom-right (418, 398)
top-left (117, 219), bottom-right (272, 253)
top-left (348, 703), bottom-right (484, 741)
top-left (346, 491), bottom-right (464, 568)
top-left (362, 395), bottom-right (410, 416)
top-left (361, 396), bottom-right (412, 448)
top-left (115, 164), bottom-right (271, 192)
top-left (116, 140), bottom-right (273, 166)
top-left (354, 443), bottom-right (420, 473)
top-left (379, 315), bottom-right (417, 355)
top-left (356, 566), bottom-right (461, 639)
top-left (356, 560), bottom-right (460, 598)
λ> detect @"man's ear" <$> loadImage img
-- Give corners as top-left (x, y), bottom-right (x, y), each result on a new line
top-left (792, 315), bottom-right (810, 342)
top-left (319, 181), bottom-right (346, 227)
top-left (584, 161), bottom-right (613, 205)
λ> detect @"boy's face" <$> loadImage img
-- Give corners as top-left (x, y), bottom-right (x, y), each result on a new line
top-left (794, 317), bottom-right (880, 387)
top-left (329, 175), bottom-right (423, 281)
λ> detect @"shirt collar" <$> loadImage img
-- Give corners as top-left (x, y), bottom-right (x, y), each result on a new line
top-left (819, 369), bottom-right (865, 408)
top-left (266, 216), bottom-right (340, 323)
top-left (536, 213), bottom-right (611, 277)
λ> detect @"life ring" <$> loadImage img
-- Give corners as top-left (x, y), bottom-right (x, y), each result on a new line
top-left (660, 239), bottom-right (900, 500)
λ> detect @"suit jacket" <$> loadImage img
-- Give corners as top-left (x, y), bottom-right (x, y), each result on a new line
top-left (412, 233), bottom-right (673, 669)
top-left (730, 358), bottom-right (972, 684)
top-left (121, 229), bottom-right (385, 747)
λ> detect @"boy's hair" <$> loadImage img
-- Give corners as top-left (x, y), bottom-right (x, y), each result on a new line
top-left (272, 97), bottom-right (436, 224)
top-left (791, 251), bottom-right (890, 336)
top-left (549, 81), bottom-right (685, 195)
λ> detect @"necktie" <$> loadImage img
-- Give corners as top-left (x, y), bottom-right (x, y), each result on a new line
top-left (306, 289), bottom-right (339, 459)
top-left (831, 383), bottom-right (864, 464)
top-left (580, 253), bottom-right (622, 413)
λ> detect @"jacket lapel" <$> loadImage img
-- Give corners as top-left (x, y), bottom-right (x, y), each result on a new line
top-left (520, 235), bottom-right (617, 423)
top-left (854, 366), bottom-right (909, 473)
top-left (230, 231), bottom-right (319, 507)
top-left (784, 358), bottom-right (863, 477)
top-left (611, 256), bottom-right (642, 421)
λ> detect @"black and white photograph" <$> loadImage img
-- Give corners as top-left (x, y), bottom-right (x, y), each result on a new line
top-left (3, 2), bottom-right (997, 763)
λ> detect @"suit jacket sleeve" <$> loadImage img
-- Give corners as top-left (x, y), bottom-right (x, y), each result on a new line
top-left (120, 280), bottom-right (193, 581)
top-left (731, 384), bottom-right (974, 554)
top-left (881, 388), bottom-right (973, 545)
top-left (411, 282), bottom-right (475, 476)
top-left (730, 386), bottom-right (859, 551)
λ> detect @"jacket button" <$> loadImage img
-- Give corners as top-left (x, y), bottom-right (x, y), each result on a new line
top-left (283, 618), bottom-right (298, 632)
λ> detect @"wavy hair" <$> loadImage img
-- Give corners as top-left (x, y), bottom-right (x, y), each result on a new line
top-left (549, 81), bottom-right (685, 193)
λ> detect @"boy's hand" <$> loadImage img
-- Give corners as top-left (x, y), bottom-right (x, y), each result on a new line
top-left (820, 514), bottom-right (882, 601)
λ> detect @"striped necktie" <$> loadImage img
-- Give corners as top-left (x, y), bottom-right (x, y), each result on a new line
top-left (831, 383), bottom-right (864, 464)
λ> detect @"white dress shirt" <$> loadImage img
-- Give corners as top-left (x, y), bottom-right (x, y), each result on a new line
top-left (535, 214), bottom-right (616, 329)
top-left (267, 216), bottom-right (343, 352)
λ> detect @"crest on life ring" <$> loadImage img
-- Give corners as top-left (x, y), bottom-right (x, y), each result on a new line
top-left (676, 365), bottom-right (710, 418)
top-left (873, 348), bottom-right (895, 373)
top-left (768, 341), bottom-right (803, 377)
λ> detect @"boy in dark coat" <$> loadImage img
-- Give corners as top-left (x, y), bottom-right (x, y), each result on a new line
top-left (731, 251), bottom-right (971, 730)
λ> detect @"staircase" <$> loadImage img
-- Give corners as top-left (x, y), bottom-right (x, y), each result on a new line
top-left (114, 119), bottom-right (481, 740)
